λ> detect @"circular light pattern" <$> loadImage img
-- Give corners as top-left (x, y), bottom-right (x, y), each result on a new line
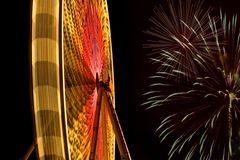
top-left (31, 0), bottom-right (115, 159)
top-left (64, 0), bottom-right (115, 159)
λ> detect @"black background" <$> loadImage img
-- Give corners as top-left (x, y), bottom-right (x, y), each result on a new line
top-left (3, 0), bottom-right (240, 159)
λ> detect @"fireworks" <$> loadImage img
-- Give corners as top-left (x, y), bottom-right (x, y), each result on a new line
top-left (143, 0), bottom-right (218, 81)
top-left (143, 0), bottom-right (240, 159)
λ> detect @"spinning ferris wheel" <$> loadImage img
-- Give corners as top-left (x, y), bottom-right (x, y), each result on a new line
top-left (25, 0), bottom-right (131, 159)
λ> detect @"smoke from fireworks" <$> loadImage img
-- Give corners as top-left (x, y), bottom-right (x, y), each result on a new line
top-left (143, 0), bottom-right (240, 159)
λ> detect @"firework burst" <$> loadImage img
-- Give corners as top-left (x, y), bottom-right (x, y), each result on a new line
top-left (143, 0), bottom-right (240, 159)
top-left (143, 0), bottom-right (219, 81)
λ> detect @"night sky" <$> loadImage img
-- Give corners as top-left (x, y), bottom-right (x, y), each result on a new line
top-left (4, 0), bottom-right (240, 159)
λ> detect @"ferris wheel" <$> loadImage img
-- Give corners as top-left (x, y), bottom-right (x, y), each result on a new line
top-left (26, 0), bottom-right (131, 159)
